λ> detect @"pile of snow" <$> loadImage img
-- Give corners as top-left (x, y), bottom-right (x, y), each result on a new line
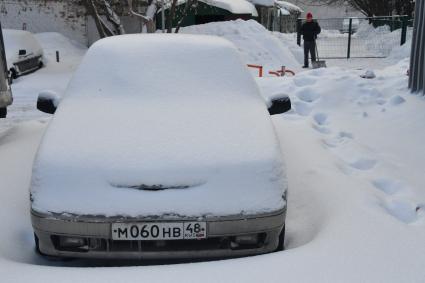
top-left (181, 19), bottom-right (301, 73)
top-left (360, 69), bottom-right (376, 79)
top-left (34, 32), bottom-right (86, 65)
top-left (2, 29), bottom-right (43, 67)
top-left (354, 21), bottom-right (413, 57)
top-left (31, 34), bottom-right (287, 217)
top-left (387, 38), bottom-right (412, 63)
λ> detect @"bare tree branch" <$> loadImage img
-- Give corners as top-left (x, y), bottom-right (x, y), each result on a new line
top-left (103, 0), bottom-right (126, 34)
top-left (85, 0), bottom-right (108, 38)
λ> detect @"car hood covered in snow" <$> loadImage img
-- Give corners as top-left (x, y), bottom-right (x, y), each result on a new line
top-left (30, 34), bottom-right (287, 218)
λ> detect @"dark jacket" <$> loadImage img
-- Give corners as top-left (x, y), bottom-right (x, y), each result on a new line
top-left (301, 21), bottom-right (321, 42)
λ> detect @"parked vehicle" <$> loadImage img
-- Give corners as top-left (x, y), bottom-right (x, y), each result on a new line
top-left (3, 29), bottom-right (44, 80)
top-left (0, 24), bottom-right (12, 118)
top-left (341, 18), bottom-right (360, 34)
top-left (31, 34), bottom-right (291, 260)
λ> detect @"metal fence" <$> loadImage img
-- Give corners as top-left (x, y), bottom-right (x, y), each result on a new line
top-left (297, 16), bottom-right (413, 59)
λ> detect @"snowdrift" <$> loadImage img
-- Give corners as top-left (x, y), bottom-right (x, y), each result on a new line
top-left (181, 20), bottom-right (301, 73)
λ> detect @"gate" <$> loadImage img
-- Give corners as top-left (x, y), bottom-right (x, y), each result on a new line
top-left (297, 16), bottom-right (413, 59)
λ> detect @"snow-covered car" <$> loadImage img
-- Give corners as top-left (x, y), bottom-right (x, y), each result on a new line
top-left (31, 34), bottom-right (291, 260)
top-left (0, 26), bottom-right (12, 118)
top-left (3, 29), bottom-right (44, 79)
top-left (341, 18), bottom-right (360, 34)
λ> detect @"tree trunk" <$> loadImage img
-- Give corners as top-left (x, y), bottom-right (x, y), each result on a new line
top-left (167, 0), bottom-right (178, 33)
top-left (86, 0), bottom-right (108, 38)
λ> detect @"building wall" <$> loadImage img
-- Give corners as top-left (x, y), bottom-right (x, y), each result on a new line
top-left (256, 6), bottom-right (301, 33)
top-left (0, 1), bottom-right (153, 46)
top-left (0, 0), bottom-right (88, 45)
top-left (409, 0), bottom-right (425, 94)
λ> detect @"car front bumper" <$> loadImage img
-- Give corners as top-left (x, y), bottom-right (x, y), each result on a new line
top-left (32, 208), bottom-right (286, 260)
top-left (13, 55), bottom-right (43, 76)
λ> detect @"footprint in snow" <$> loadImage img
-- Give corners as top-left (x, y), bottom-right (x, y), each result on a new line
top-left (293, 76), bottom-right (317, 87)
top-left (382, 198), bottom-right (420, 224)
top-left (371, 178), bottom-right (404, 195)
top-left (313, 113), bottom-right (329, 126)
top-left (388, 95), bottom-right (406, 106)
top-left (296, 87), bottom-right (321, 103)
top-left (322, 138), bottom-right (339, 148)
top-left (293, 101), bottom-right (313, 116)
top-left (321, 131), bottom-right (354, 148)
top-left (338, 131), bottom-right (354, 139)
top-left (349, 158), bottom-right (377, 171)
top-left (375, 98), bottom-right (387, 105)
top-left (309, 68), bottom-right (327, 76)
top-left (312, 124), bottom-right (332, 135)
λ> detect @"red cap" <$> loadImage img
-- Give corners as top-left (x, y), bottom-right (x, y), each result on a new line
top-left (306, 12), bottom-right (313, 19)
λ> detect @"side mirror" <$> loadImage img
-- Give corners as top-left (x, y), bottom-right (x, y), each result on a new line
top-left (268, 96), bottom-right (291, 115)
top-left (18, 49), bottom-right (27, 56)
top-left (37, 91), bottom-right (60, 114)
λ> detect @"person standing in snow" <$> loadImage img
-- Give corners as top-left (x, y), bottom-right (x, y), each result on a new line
top-left (300, 12), bottom-right (321, 68)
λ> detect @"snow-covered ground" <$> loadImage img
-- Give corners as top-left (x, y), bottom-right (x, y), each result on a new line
top-left (1, 20), bottom-right (424, 282)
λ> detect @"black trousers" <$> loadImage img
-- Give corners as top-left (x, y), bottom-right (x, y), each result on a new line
top-left (304, 41), bottom-right (317, 67)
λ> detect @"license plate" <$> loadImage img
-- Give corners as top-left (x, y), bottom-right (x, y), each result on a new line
top-left (112, 222), bottom-right (207, 241)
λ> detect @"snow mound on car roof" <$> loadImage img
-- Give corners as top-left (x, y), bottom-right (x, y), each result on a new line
top-left (31, 34), bottom-right (287, 217)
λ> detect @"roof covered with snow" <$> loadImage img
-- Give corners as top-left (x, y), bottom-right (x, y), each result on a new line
top-left (246, 0), bottom-right (302, 14)
top-left (30, 34), bottom-right (286, 217)
top-left (202, 0), bottom-right (258, 16)
top-left (161, 0), bottom-right (258, 16)
top-left (247, 0), bottom-right (273, 6)
top-left (276, 1), bottom-right (303, 13)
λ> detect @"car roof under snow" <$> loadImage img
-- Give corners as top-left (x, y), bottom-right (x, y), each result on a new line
top-left (31, 34), bottom-right (287, 218)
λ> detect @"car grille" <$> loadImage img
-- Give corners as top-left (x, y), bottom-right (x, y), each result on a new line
top-left (51, 234), bottom-right (267, 253)
top-left (14, 56), bottom-right (42, 74)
